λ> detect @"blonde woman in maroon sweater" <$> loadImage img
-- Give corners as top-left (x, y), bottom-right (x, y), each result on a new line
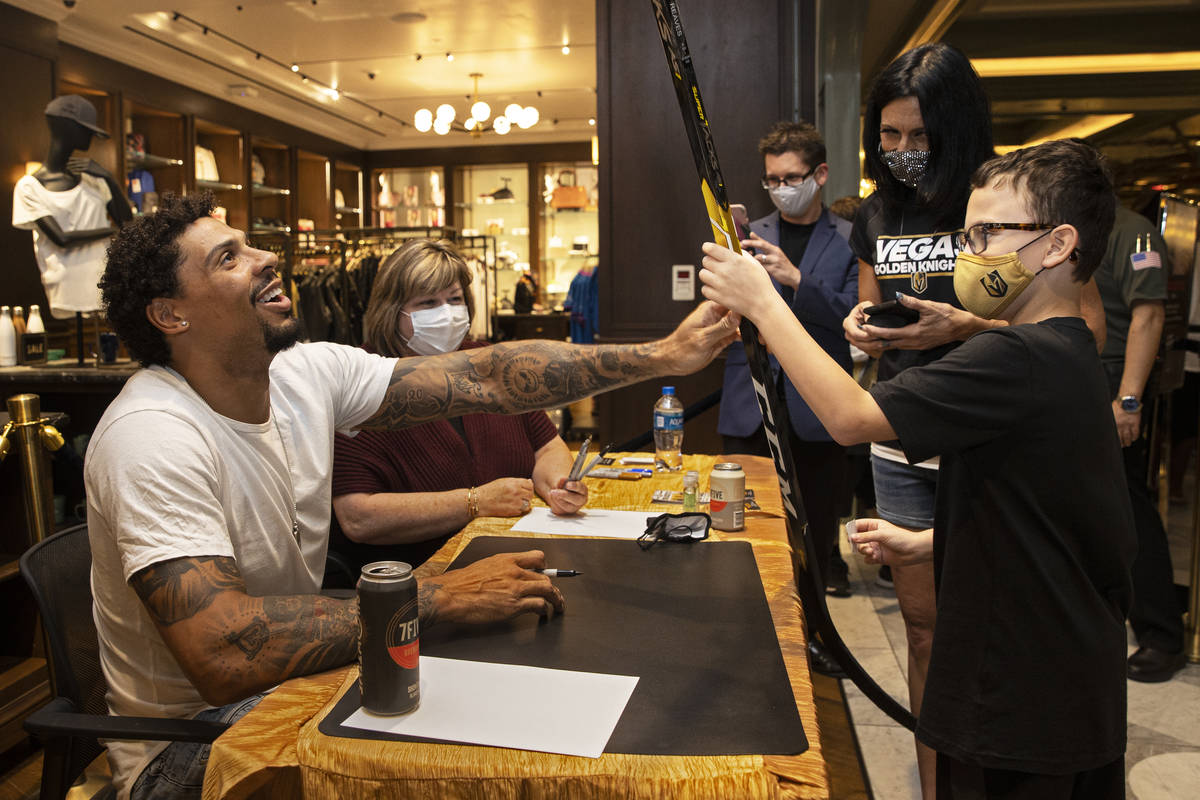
top-left (331, 239), bottom-right (587, 570)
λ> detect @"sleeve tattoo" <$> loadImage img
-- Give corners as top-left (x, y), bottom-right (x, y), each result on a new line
top-left (360, 340), bottom-right (657, 430)
top-left (130, 556), bottom-right (359, 693)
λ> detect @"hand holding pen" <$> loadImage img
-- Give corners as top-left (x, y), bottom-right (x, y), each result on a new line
top-left (547, 438), bottom-right (594, 516)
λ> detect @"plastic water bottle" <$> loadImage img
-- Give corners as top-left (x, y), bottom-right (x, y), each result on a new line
top-left (653, 386), bottom-right (684, 471)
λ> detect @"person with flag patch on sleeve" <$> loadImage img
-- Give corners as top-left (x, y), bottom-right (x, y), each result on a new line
top-left (1094, 203), bottom-right (1186, 682)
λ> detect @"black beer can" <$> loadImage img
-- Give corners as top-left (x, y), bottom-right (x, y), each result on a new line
top-left (357, 560), bottom-right (420, 715)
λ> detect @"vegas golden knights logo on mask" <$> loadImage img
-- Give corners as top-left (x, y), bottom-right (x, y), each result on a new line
top-left (910, 271), bottom-right (928, 294)
top-left (981, 269), bottom-right (1008, 298)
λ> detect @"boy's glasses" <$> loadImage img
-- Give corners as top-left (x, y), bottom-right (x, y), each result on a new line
top-left (956, 223), bottom-right (1052, 255)
top-left (638, 513), bottom-right (712, 550)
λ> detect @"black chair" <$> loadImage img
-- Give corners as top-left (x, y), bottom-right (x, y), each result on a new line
top-left (20, 524), bottom-right (228, 800)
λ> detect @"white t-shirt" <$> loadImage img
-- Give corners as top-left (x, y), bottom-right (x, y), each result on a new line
top-left (11, 174), bottom-right (113, 319)
top-left (85, 342), bottom-right (394, 798)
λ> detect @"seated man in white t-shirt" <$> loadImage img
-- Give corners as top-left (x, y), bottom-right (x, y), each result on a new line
top-left (88, 192), bottom-right (739, 800)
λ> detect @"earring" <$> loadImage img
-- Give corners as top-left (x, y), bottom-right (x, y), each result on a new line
top-left (180, 320), bottom-right (189, 328)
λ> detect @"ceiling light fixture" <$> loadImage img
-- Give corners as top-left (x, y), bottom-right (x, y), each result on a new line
top-left (290, 63), bottom-right (299, 72)
top-left (446, 52), bottom-right (454, 62)
top-left (562, 44), bottom-right (570, 55)
top-left (413, 73), bottom-right (540, 137)
top-left (972, 51), bottom-right (1200, 78)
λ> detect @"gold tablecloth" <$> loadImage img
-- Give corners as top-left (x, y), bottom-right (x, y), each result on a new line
top-left (202, 455), bottom-right (827, 800)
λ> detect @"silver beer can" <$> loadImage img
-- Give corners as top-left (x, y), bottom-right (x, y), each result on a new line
top-left (709, 462), bottom-right (745, 531)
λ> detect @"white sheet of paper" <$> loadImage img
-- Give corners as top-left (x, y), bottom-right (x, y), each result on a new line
top-left (342, 656), bottom-right (638, 758)
top-left (509, 506), bottom-right (649, 539)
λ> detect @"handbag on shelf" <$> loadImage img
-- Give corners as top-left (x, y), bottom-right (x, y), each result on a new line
top-left (551, 169), bottom-right (588, 210)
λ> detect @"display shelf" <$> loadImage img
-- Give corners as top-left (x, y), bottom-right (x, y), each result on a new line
top-left (252, 223), bottom-right (292, 233)
top-left (194, 118), bottom-right (247, 229)
top-left (196, 179), bottom-right (243, 192)
top-left (296, 150), bottom-right (331, 230)
top-left (252, 184), bottom-right (291, 197)
top-left (128, 153), bottom-right (183, 170)
top-left (336, 206), bottom-right (362, 215)
top-left (0, 558), bottom-right (18, 585)
top-left (125, 102), bottom-right (187, 201)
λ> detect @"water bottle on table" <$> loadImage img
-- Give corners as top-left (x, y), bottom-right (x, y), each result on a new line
top-left (653, 386), bottom-right (684, 471)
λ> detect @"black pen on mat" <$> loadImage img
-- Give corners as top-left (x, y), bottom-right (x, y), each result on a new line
top-left (533, 568), bottom-right (582, 577)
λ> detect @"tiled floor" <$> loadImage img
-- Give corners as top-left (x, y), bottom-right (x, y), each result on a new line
top-left (829, 487), bottom-right (1199, 800)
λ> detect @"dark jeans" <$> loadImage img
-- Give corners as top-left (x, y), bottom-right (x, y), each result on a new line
top-left (937, 753), bottom-right (1125, 800)
top-left (1123, 434), bottom-right (1184, 651)
top-left (1104, 364), bottom-right (1184, 653)
top-left (723, 427), bottom-right (847, 624)
top-left (129, 693), bottom-right (266, 800)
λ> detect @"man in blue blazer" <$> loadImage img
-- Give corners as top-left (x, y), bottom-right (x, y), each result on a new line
top-left (719, 122), bottom-right (858, 671)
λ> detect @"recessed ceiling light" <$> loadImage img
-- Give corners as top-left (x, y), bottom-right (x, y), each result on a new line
top-left (391, 12), bottom-right (428, 23)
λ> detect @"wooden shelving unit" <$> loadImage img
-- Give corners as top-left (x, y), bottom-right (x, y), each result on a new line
top-left (125, 101), bottom-right (187, 206)
top-left (195, 118), bottom-right (247, 231)
top-left (334, 161), bottom-right (363, 229)
top-left (249, 136), bottom-right (292, 234)
top-left (296, 149), bottom-right (331, 230)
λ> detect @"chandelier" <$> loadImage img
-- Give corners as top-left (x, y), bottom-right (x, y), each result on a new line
top-left (413, 73), bottom-right (540, 136)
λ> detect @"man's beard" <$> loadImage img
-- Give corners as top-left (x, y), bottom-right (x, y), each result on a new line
top-left (261, 315), bottom-right (303, 354)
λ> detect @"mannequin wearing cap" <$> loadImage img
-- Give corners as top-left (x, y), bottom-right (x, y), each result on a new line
top-left (11, 95), bottom-right (131, 319)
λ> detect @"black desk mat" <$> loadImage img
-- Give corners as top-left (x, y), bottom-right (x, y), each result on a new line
top-left (320, 536), bottom-right (807, 756)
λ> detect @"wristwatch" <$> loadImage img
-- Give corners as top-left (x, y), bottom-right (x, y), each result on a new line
top-left (1119, 395), bottom-right (1142, 413)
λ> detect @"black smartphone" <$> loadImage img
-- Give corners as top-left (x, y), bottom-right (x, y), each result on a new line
top-left (862, 299), bottom-right (920, 328)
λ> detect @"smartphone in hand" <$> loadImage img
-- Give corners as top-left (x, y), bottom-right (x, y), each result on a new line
top-left (862, 299), bottom-right (920, 328)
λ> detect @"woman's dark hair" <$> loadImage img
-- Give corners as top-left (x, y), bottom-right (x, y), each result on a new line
top-left (862, 43), bottom-right (994, 220)
top-left (100, 192), bottom-right (215, 366)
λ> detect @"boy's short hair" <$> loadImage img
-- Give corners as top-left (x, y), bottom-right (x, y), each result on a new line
top-left (758, 121), bottom-right (826, 169)
top-left (971, 139), bottom-right (1115, 281)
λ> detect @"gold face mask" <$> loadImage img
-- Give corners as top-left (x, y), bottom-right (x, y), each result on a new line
top-left (953, 250), bottom-right (1044, 319)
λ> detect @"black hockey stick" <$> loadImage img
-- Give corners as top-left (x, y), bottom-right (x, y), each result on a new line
top-left (649, 0), bottom-right (916, 731)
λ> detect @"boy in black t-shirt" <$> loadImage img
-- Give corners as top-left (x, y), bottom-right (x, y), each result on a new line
top-left (699, 139), bottom-right (1134, 798)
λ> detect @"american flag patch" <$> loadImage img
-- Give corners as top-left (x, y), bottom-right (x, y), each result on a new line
top-left (1131, 251), bottom-right (1162, 270)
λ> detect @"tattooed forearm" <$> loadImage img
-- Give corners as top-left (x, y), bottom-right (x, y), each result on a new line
top-left (132, 556), bottom-right (360, 705)
top-left (131, 556), bottom-right (245, 626)
top-left (361, 340), bottom-right (659, 430)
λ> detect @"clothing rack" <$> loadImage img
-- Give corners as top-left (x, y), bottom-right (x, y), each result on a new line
top-left (455, 235), bottom-right (498, 340)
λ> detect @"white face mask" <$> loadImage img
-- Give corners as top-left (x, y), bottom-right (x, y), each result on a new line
top-left (768, 179), bottom-right (819, 219)
top-left (402, 303), bottom-right (470, 355)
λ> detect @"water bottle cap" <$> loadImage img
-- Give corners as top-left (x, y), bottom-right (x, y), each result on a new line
top-left (662, 386), bottom-right (675, 395)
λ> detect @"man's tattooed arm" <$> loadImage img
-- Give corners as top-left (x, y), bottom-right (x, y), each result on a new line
top-left (130, 556), bottom-right (359, 707)
top-left (359, 301), bottom-right (739, 430)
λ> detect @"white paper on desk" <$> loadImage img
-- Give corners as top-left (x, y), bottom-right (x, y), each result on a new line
top-left (509, 506), bottom-right (648, 539)
top-left (341, 656), bottom-right (638, 758)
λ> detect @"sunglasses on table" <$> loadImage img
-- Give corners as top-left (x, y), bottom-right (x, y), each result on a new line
top-left (638, 512), bottom-right (712, 551)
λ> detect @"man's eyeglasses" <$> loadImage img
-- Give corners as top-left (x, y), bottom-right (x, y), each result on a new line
top-left (638, 513), bottom-right (712, 550)
top-left (956, 223), bottom-right (1053, 255)
top-left (761, 166), bottom-right (817, 190)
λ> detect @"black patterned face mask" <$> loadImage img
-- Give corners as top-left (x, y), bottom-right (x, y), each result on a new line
top-left (880, 147), bottom-right (930, 189)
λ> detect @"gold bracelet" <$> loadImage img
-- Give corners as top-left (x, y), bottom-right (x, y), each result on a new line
top-left (466, 486), bottom-right (479, 519)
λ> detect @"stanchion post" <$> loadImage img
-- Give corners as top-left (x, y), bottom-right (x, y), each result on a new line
top-left (1188, 396), bottom-right (1200, 663)
top-left (6, 393), bottom-right (54, 545)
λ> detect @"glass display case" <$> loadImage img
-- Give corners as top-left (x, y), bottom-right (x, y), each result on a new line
top-left (539, 161), bottom-right (598, 310)
top-left (373, 166), bottom-right (445, 229)
top-left (454, 164), bottom-right (530, 314)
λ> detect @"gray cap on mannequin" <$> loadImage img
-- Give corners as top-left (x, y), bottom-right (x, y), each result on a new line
top-left (44, 94), bottom-right (110, 139)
